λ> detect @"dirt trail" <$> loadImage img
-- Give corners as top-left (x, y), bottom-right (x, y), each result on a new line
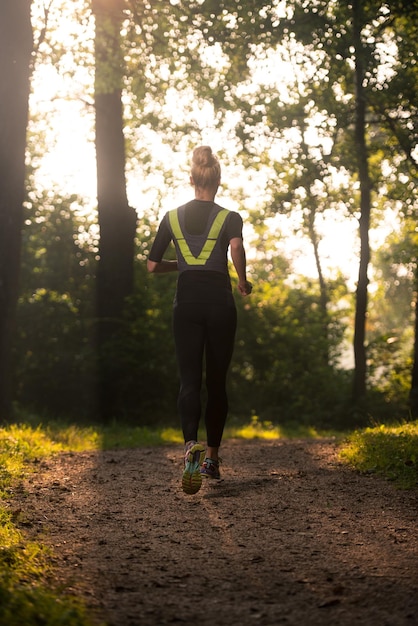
top-left (15, 439), bottom-right (418, 626)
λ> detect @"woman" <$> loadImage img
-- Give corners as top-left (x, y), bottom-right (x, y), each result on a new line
top-left (147, 146), bottom-right (252, 495)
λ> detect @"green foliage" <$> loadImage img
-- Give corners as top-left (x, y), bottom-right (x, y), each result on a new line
top-left (224, 414), bottom-right (335, 440)
top-left (340, 421), bottom-right (418, 489)
top-left (366, 220), bottom-right (417, 406)
top-left (14, 195), bottom-right (97, 419)
top-left (95, 258), bottom-right (179, 423)
top-left (21, 0), bottom-right (418, 430)
top-left (0, 424), bottom-right (63, 496)
top-left (0, 585), bottom-right (93, 626)
top-left (231, 274), bottom-right (351, 426)
top-left (15, 194), bottom-right (412, 429)
top-left (92, 249), bottom-right (359, 428)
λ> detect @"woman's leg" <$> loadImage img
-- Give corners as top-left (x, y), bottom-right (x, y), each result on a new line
top-left (173, 303), bottom-right (205, 443)
top-left (204, 301), bottom-right (237, 448)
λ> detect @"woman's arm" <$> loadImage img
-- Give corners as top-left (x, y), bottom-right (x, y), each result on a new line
top-left (147, 213), bottom-right (178, 274)
top-left (147, 259), bottom-right (178, 273)
top-left (230, 237), bottom-right (252, 296)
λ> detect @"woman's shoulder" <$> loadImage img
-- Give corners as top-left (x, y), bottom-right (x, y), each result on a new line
top-left (224, 208), bottom-right (243, 227)
top-left (213, 203), bottom-right (242, 219)
top-left (215, 206), bottom-right (243, 239)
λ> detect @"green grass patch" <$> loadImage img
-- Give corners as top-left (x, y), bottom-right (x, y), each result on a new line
top-left (17, 414), bottom-right (340, 452)
top-left (339, 420), bottom-right (418, 489)
top-left (17, 419), bottom-right (185, 451)
top-left (224, 414), bottom-right (337, 440)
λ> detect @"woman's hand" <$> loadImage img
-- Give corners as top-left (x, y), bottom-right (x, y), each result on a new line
top-left (238, 280), bottom-right (252, 296)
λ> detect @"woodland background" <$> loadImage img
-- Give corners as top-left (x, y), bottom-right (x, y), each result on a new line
top-left (0, 0), bottom-right (417, 430)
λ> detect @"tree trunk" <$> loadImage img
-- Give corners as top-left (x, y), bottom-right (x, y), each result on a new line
top-left (0, 1), bottom-right (33, 422)
top-left (93, 0), bottom-right (138, 420)
top-left (307, 205), bottom-right (330, 366)
top-left (351, 0), bottom-right (372, 404)
top-left (409, 269), bottom-right (418, 418)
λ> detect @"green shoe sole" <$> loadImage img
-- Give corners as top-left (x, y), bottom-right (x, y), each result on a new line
top-left (182, 444), bottom-right (205, 495)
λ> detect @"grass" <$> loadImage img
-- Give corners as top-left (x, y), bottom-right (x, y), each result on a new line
top-left (339, 419), bottom-right (418, 489)
top-left (225, 414), bottom-right (338, 440)
top-left (1, 416), bottom-right (416, 624)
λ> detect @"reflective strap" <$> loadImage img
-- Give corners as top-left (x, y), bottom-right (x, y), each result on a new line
top-left (168, 208), bottom-right (228, 266)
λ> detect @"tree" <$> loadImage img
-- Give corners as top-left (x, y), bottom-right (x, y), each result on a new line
top-left (369, 1), bottom-right (418, 415)
top-left (263, 101), bottom-right (345, 366)
top-left (92, 0), bottom-right (138, 420)
top-left (210, 0), bottom-right (416, 408)
top-left (0, 1), bottom-right (33, 422)
top-left (411, 272), bottom-right (418, 417)
top-left (351, 0), bottom-right (373, 401)
top-left (17, 0), bottom-right (417, 423)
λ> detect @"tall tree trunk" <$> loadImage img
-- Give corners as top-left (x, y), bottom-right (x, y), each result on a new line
top-left (93, 0), bottom-right (138, 420)
top-left (0, 1), bottom-right (33, 422)
top-left (351, 0), bottom-right (372, 404)
top-left (409, 269), bottom-right (418, 418)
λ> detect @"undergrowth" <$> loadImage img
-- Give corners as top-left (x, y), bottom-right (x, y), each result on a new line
top-left (339, 420), bottom-right (418, 489)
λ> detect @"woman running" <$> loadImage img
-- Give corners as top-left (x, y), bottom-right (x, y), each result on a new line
top-left (147, 146), bottom-right (252, 494)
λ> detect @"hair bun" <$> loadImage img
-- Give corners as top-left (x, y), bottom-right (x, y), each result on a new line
top-left (191, 146), bottom-right (221, 189)
top-left (193, 146), bottom-right (213, 167)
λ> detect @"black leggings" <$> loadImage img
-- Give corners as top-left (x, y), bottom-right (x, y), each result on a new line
top-left (173, 300), bottom-right (237, 448)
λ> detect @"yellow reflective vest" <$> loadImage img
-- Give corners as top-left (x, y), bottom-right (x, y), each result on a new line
top-left (168, 208), bottom-right (229, 267)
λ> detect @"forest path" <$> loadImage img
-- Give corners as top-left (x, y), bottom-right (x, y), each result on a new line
top-left (16, 439), bottom-right (418, 626)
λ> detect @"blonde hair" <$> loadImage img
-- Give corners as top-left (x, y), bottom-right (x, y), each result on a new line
top-left (191, 146), bottom-right (221, 189)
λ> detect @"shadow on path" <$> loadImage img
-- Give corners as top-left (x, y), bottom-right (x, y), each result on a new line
top-left (17, 439), bottom-right (418, 626)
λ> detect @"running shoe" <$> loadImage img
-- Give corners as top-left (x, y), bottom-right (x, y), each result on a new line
top-left (200, 457), bottom-right (221, 480)
top-left (182, 442), bottom-right (205, 495)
